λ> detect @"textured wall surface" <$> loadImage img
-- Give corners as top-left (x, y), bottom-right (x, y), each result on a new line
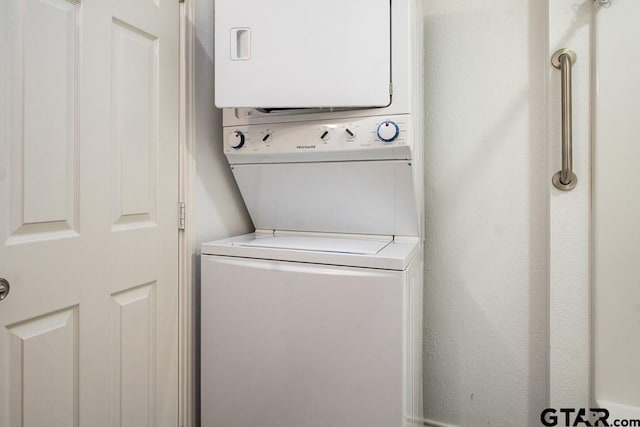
top-left (421, 1), bottom-right (548, 425)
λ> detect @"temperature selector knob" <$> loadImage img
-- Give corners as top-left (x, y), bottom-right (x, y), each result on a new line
top-left (376, 120), bottom-right (400, 143)
top-left (231, 130), bottom-right (245, 149)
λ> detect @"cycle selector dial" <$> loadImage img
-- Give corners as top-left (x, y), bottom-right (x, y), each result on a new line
top-left (376, 120), bottom-right (400, 143)
top-left (231, 130), bottom-right (245, 149)
top-left (261, 132), bottom-right (273, 143)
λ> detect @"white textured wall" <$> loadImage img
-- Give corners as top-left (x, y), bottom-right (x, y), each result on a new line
top-left (422, 1), bottom-right (548, 425)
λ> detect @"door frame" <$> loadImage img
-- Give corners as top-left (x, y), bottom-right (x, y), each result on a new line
top-left (179, 0), bottom-right (197, 426)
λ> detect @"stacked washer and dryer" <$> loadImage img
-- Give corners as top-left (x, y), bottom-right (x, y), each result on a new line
top-left (201, 1), bottom-right (424, 426)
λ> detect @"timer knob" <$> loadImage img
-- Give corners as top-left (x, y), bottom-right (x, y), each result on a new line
top-left (261, 132), bottom-right (273, 143)
top-left (376, 120), bottom-right (400, 143)
top-left (319, 128), bottom-right (332, 142)
top-left (231, 130), bottom-right (245, 149)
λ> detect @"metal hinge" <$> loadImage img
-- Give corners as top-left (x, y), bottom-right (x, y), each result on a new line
top-left (389, 82), bottom-right (393, 96)
top-left (178, 202), bottom-right (186, 230)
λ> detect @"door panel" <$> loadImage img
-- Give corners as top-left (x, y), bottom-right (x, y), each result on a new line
top-left (0, 0), bottom-right (179, 426)
top-left (593, 0), bottom-right (640, 416)
top-left (7, 307), bottom-right (78, 427)
top-left (111, 283), bottom-right (156, 427)
top-left (111, 18), bottom-right (159, 230)
top-left (4, 0), bottom-right (79, 244)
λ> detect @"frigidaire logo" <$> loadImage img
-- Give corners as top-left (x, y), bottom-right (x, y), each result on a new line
top-left (541, 407), bottom-right (640, 426)
top-left (296, 145), bottom-right (316, 149)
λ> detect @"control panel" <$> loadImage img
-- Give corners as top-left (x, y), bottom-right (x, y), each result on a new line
top-left (223, 115), bottom-right (411, 162)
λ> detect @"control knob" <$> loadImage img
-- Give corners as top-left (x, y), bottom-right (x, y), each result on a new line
top-left (376, 120), bottom-right (400, 143)
top-left (345, 128), bottom-right (356, 139)
top-left (261, 132), bottom-right (273, 143)
top-left (320, 128), bottom-right (332, 142)
top-left (231, 130), bottom-right (245, 149)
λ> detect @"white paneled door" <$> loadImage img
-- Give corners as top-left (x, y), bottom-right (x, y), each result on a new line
top-left (0, 0), bottom-right (179, 426)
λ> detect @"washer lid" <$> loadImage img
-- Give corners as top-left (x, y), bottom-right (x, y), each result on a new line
top-left (234, 235), bottom-right (392, 255)
top-left (202, 233), bottom-right (420, 271)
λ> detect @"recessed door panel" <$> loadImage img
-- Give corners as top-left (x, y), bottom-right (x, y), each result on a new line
top-left (111, 19), bottom-right (159, 231)
top-left (111, 283), bottom-right (156, 427)
top-left (6, 307), bottom-right (78, 427)
top-left (215, 0), bottom-right (391, 108)
top-left (2, 0), bottom-right (79, 245)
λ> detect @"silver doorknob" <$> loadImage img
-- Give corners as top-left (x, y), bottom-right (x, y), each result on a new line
top-left (0, 278), bottom-right (10, 301)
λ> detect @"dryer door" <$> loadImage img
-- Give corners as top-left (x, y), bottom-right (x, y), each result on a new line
top-left (214, 0), bottom-right (391, 109)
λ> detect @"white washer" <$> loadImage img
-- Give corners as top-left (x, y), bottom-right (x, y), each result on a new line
top-left (201, 232), bottom-right (423, 427)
